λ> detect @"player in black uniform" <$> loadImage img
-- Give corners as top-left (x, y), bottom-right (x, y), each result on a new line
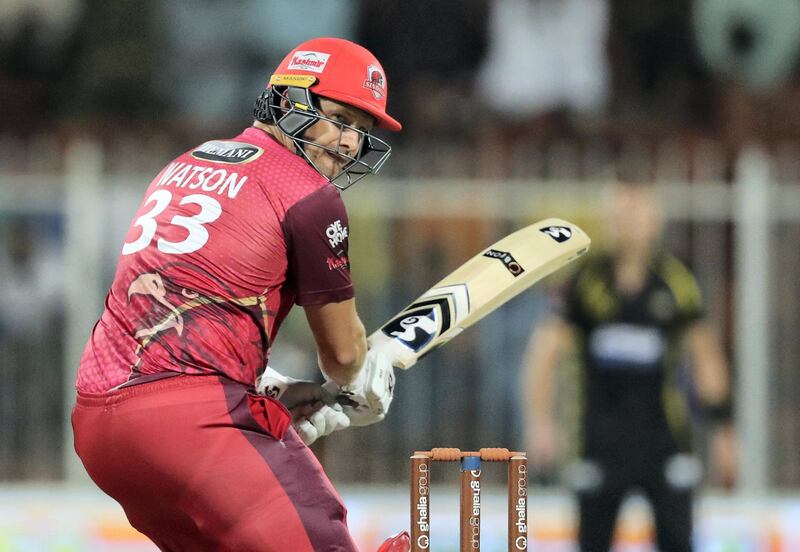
top-left (522, 181), bottom-right (737, 552)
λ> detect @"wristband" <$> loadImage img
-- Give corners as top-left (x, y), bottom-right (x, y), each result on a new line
top-left (703, 399), bottom-right (733, 424)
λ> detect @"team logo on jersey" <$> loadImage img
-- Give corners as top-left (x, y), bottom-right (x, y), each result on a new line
top-left (127, 272), bottom-right (187, 340)
top-left (380, 284), bottom-right (470, 354)
top-left (191, 141), bottom-right (263, 164)
top-left (540, 226), bottom-right (573, 243)
top-left (288, 51), bottom-right (330, 73)
top-left (363, 64), bottom-right (386, 100)
top-left (326, 220), bottom-right (349, 248)
top-left (483, 249), bottom-right (525, 277)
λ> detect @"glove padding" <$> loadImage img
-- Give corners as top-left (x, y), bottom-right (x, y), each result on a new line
top-left (294, 403), bottom-right (351, 445)
top-left (323, 349), bottom-right (395, 427)
top-left (256, 366), bottom-right (350, 445)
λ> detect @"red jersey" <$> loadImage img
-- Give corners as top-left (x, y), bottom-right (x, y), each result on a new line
top-left (77, 127), bottom-right (354, 393)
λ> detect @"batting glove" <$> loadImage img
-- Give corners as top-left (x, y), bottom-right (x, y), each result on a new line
top-left (256, 366), bottom-right (350, 445)
top-left (323, 349), bottom-right (395, 427)
top-left (294, 403), bottom-right (351, 445)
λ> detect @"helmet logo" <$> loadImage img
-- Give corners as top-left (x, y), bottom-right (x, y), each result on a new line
top-left (287, 51), bottom-right (330, 74)
top-left (364, 64), bottom-right (386, 100)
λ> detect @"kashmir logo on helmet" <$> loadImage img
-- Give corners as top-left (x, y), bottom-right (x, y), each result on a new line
top-left (364, 65), bottom-right (386, 100)
top-left (287, 51), bottom-right (330, 74)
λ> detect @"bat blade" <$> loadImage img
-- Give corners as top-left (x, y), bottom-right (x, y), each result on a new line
top-left (369, 218), bottom-right (590, 369)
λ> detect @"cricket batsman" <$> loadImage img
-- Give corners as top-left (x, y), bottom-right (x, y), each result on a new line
top-left (72, 37), bottom-right (408, 551)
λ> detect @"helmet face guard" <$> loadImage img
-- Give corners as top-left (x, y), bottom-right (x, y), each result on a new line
top-left (254, 78), bottom-right (391, 190)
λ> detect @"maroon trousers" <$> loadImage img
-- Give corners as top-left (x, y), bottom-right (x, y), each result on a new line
top-left (72, 374), bottom-right (357, 552)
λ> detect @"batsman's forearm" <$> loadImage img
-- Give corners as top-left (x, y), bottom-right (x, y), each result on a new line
top-left (305, 299), bottom-right (367, 386)
top-left (317, 336), bottom-right (367, 387)
top-left (688, 322), bottom-right (731, 405)
top-left (531, 359), bottom-right (557, 424)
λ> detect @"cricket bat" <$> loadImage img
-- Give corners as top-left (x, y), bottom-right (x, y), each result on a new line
top-left (370, 218), bottom-right (590, 369)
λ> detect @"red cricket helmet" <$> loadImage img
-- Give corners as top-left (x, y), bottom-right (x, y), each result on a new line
top-left (270, 37), bottom-right (402, 132)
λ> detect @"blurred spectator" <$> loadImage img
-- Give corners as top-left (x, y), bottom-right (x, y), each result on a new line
top-left (693, 0), bottom-right (800, 155)
top-left (357, 0), bottom-right (488, 145)
top-left (69, 0), bottom-right (163, 120)
top-left (477, 0), bottom-right (609, 126)
top-left (156, 0), bottom-right (356, 132)
top-left (607, 0), bottom-right (714, 126)
top-left (0, 1), bottom-right (82, 131)
top-left (694, 0), bottom-right (800, 95)
top-left (157, 0), bottom-right (358, 133)
top-left (472, 0), bottom-right (609, 177)
top-left (521, 180), bottom-right (737, 551)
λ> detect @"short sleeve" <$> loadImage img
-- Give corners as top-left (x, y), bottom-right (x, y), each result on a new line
top-left (555, 272), bottom-right (582, 325)
top-left (659, 254), bottom-right (704, 329)
top-left (554, 256), bottom-right (605, 332)
top-left (282, 186), bottom-right (355, 306)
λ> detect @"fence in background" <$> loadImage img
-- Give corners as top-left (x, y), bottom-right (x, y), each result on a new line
top-left (0, 138), bottom-right (797, 493)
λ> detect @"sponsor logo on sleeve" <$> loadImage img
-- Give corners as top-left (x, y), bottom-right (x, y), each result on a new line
top-left (483, 249), bottom-right (525, 277)
top-left (363, 64), bottom-right (386, 99)
top-left (191, 141), bottom-right (263, 164)
top-left (326, 255), bottom-right (350, 271)
top-left (326, 220), bottom-right (349, 248)
top-left (540, 226), bottom-right (573, 242)
top-left (287, 51), bottom-right (330, 73)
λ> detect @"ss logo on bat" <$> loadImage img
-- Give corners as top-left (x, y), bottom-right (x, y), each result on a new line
top-left (540, 226), bottom-right (572, 243)
top-left (382, 309), bottom-right (439, 351)
top-left (379, 285), bottom-right (466, 353)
